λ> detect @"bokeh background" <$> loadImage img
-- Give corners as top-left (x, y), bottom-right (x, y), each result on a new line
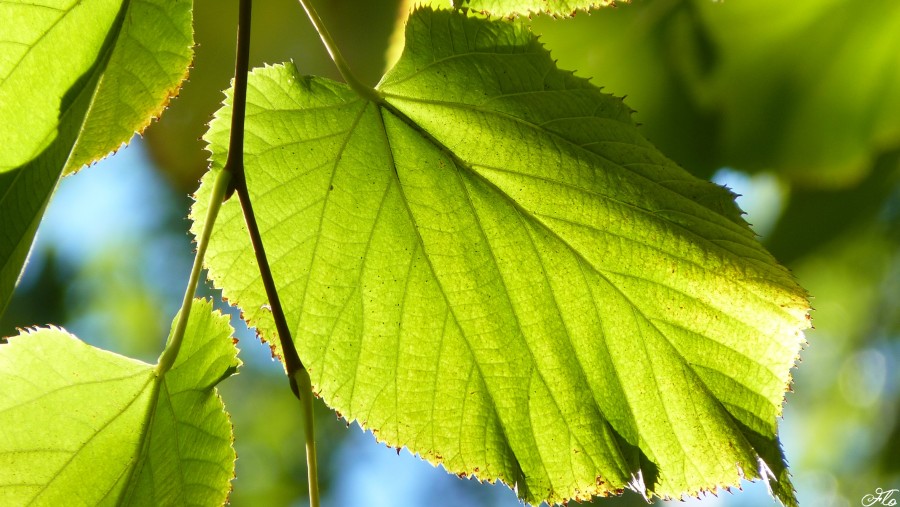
top-left (3, 0), bottom-right (899, 505)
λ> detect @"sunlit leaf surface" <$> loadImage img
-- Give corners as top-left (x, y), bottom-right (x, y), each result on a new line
top-left (452, 0), bottom-right (615, 16)
top-left (0, 0), bottom-right (193, 315)
top-left (0, 299), bottom-right (239, 506)
top-left (194, 8), bottom-right (809, 505)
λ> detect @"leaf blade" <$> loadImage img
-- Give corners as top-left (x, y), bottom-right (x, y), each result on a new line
top-left (0, 0), bottom-right (193, 316)
top-left (0, 299), bottom-right (239, 506)
top-left (451, 0), bottom-right (617, 17)
top-left (196, 8), bottom-right (809, 505)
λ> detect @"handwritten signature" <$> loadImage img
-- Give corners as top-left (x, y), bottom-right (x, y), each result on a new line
top-left (862, 488), bottom-right (899, 507)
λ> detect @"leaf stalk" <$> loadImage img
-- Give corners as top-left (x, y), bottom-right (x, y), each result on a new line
top-left (156, 168), bottom-right (231, 375)
top-left (296, 0), bottom-right (383, 104)
top-left (295, 367), bottom-right (321, 506)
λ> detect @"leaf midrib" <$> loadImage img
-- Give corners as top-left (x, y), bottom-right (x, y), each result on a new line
top-left (370, 103), bottom-right (533, 492)
top-left (30, 372), bottom-right (154, 506)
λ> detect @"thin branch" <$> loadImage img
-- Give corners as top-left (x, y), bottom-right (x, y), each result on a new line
top-left (224, 0), bottom-right (307, 397)
top-left (223, 0), bottom-right (252, 202)
top-left (233, 184), bottom-right (306, 395)
top-left (224, 1), bottom-right (322, 504)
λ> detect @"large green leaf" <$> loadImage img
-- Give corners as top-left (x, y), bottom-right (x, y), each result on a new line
top-left (0, 0), bottom-right (193, 315)
top-left (452, 0), bottom-right (614, 16)
top-left (0, 298), bottom-right (239, 506)
top-left (194, 8), bottom-right (809, 505)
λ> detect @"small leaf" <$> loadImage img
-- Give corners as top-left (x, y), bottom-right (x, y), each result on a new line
top-left (0, 298), bottom-right (239, 506)
top-left (195, 7), bottom-right (809, 506)
top-left (453, 0), bottom-right (616, 17)
top-left (0, 0), bottom-right (193, 315)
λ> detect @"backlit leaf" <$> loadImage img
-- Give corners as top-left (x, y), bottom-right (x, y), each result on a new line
top-left (452, 0), bottom-right (615, 17)
top-left (194, 8), bottom-right (809, 505)
top-left (0, 298), bottom-right (239, 506)
top-left (0, 0), bottom-right (193, 315)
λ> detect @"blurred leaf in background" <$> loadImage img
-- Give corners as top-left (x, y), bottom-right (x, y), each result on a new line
top-left (532, 0), bottom-right (900, 185)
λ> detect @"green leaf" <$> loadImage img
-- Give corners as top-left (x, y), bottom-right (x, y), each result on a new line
top-left (0, 0), bottom-right (193, 316)
top-left (452, 0), bottom-right (615, 17)
top-left (194, 8), bottom-right (809, 505)
top-left (0, 298), bottom-right (239, 506)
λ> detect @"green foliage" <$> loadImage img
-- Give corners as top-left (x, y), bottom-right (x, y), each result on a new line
top-left (0, 0), bottom-right (193, 314)
top-left (699, 0), bottom-right (900, 187)
top-left (452, 0), bottom-right (614, 16)
top-left (8, 0), bottom-right (879, 504)
top-left (194, 8), bottom-right (809, 505)
top-left (0, 298), bottom-right (239, 506)
top-left (532, 0), bottom-right (900, 187)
